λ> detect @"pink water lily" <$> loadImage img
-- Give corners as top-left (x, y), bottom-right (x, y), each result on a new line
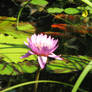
top-left (20, 34), bottom-right (63, 69)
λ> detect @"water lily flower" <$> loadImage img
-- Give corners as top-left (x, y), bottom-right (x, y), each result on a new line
top-left (20, 34), bottom-right (63, 69)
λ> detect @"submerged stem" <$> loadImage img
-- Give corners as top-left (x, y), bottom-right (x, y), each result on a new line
top-left (0, 80), bottom-right (86, 92)
top-left (34, 67), bottom-right (41, 92)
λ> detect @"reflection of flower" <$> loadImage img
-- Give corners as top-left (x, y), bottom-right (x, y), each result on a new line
top-left (21, 34), bottom-right (63, 69)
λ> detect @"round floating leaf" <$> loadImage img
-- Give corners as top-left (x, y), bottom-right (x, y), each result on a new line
top-left (0, 17), bottom-right (35, 38)
top-left (0, 62), bottom-right (14, 75)
top-left (0, 34), bottom-right (37, 63)
top-left (17, 22), bottom-right (35, 31)
top-left (64, 8), bottom-right (80, 14)
top-left (30, 0), bottom-right (48, 6)
top-left (19, 61), bottom-right (37, 74)
top-left (47, 8), bottom-right (64, 13)
top-left (0, 34), bottom-right (38, 75)
top-left (46, 55), bottom-right (90, 73)
top-left (0, 34), bottom-right (27, 63)
top-left (0, 60), bottom-right (38, 75)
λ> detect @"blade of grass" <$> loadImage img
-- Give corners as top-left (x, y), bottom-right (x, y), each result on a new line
top-left (82, 0), bottom-right (92, 7)
top-left (72, 60), bottom-right (92, 92)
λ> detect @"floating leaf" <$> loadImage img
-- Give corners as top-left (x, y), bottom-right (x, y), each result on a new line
top-left (0, 60), bottom-right (38, 75)
top-left (47, 8), bottom-right (64, 13)
top-left (0, 17), bottom-right (35, 38)
top-left (0, 16), bottom-right (16, 21)
top-left (30, 0), bottom-right (48, 6)
top-left (17, 22), bottom-right (35, 31)
top-left (0, 34), bottom-right (37, 63)
top-left (0, 34), bottom-right (38, 75)
top-left (46, 55), bottom-right (91, 73)
top-left (64, 8), bottom-right (80, 14)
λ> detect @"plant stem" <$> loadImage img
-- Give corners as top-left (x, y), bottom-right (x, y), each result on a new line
top-left (34, 67), bottom-right (41, 92)
top-left (16, 0), bottom-right (31, 29)
top-left (0, 80), bottom-right (86, 92)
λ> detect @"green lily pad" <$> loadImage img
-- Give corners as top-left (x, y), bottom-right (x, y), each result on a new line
top-left (46, 55), bottom-right (91, 73)
top-left (30, 0), bottom-right (48, 6)
top-left (47, 8), bottom-right (64, 13)
top-left (0, 60), bottom-right (38, 75)
top-left (64, 8), bottom-right (80, 14)
top-left (17, 22), bottom-right (35, 31)
top-left (0, 16), bottom-right (35, 38)
top-left (0, 34), bottom-right (38, 75)
top-left (0, 34), bottom-right (37, 63)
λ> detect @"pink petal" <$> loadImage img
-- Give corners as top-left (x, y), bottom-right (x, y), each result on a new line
top-left (50, 45), bottom-right (58, 53)
top-left (24, 41), bottom-right (29, 47)
top-left (28, 50), bottom-right (35, 55)
top-left (38, 56), bottom-right (47, 69)
top-left (48, 53), bottom-right (63, 60)
top-left (20, 51), bottom-right (34, 58)
top-left (27, 38), bottom-right (30, 43)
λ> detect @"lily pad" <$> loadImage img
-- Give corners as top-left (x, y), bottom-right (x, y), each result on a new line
top-left (0, 16), bottom-right (35, 38)
top-left (46, 55), bottom-right (91, 73)
top-left (17, 22), bottom-right (35, 31)
top-left (0, 60), bottom-right (38, 75)
top-left (30, 0), bottom-right (48, 6)
top-left (0, 34), bottom-right (37, 63)
top-left (0, 34), bottom-right (38, 75)
top-left (64, 8), bottom-right (80, 14)
top-left (47, 8), bottom-right (64, 13)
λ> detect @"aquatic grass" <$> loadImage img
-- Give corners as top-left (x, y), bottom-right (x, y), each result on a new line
top-left (82, 0), bottom-right (92, 7)
top-left (72, 60), bottom-right (92, 92)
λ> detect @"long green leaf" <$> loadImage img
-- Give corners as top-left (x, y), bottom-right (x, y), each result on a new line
top-left (72, 60), bottom-right (92, 92)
